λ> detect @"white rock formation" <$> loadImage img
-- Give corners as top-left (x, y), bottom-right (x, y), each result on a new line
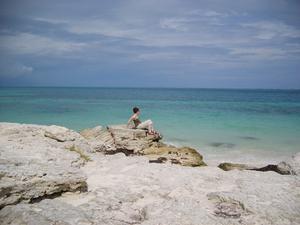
top-left (80, 125), bottom-right (115, 152)
top-left (0, 123), bottom-right (89, 208)
top-left (0, 122), bottom-right (299, 225)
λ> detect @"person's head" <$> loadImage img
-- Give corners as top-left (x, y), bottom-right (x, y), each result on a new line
top-left (133, 107), bottom-right (140, 115)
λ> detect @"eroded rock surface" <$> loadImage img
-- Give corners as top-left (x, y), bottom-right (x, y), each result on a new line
top-left (0, 199), bottom-right (93, 225)
top-left (80, 126), bottom-right (115, 152)
top-left (283, 152), bottom-right (300, 175)
top-left (218, 163), bottom-right (259, 171)
top-left (1, 122), bottom-right (299, 225)
top-left (0, 123), bottom-right (88, 208)
top-left (143, 146), bottom-right (207, 167)
top-left (82, 125), bottom-right (206, 166)
top-left (10, 153), bottom-right (296, 225)
top-left (107, 124), bottom-right (159, 153)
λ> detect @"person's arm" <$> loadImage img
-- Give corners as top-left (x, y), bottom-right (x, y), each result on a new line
top-left (127, 115), bottom-right (134, 128)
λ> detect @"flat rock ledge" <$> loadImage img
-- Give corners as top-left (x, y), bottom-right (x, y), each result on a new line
top-left (81, 124), bottom-right (207, 167)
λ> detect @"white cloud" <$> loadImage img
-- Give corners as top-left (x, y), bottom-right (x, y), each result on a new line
top-left (230, 47), bottom-right (284, 58)
top-left (0, 33), bottom-right (86, 55)
top-left (137, 52), bottom-right (181, 61)
top-left (18, 65), bottom-right (33, 73)
top-left (60, 14), bottom-right (300, 65)
top-left (34, 17), bottom-right (68, 25)
top-left (229, 46), bottom-right (300, 61)
top-left (188, 9), bottom-right (228, 17)
top-left (1, 9), bottom-right (300, 69)
top-left (67, 19), bottom-right (140, 38)
top-left (66, 17), bottom-right (249, 49)
top-left (0, 63), bottom-right (34, 77)
top-left (203, 10), bottom-right (228, 17)
top-left (241, 21), bottom-right (300, 39)
top-left (159, 17), bottom-right (190, 31)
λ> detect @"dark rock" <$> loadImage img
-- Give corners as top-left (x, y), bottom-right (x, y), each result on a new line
top-left (219, 162), bottom-right (294, 175)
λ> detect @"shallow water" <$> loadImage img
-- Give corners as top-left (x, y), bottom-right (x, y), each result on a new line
top-left (1, 87), bottom-right (300, 159)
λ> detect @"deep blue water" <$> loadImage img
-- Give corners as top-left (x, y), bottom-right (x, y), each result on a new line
top-left (1, 87), bottom-right (300, 155)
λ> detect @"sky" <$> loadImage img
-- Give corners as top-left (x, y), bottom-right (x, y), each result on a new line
top-left (0, 0), bottom-right (300, 88)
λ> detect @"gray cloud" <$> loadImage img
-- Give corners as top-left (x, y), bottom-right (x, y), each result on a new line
top-left (0, 32), bottom-right (87, 55)
top-left (0, 0), bottom-right (299, 87)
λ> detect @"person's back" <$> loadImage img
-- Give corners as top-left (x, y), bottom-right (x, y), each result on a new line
top-left (132, 116), bottom-right (141, 128)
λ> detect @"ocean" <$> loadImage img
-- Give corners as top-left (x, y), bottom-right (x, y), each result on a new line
top-left (1, 87), bottom-right (300, 161)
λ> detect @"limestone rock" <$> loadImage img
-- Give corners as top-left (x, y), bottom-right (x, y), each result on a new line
top-left (208, 192), bottom-right (250, 218)
top-left (142, 146), bottom-right (207, 167)
top-left (56, 153), bottom-right (300, 225)
top-left (3, 122), bottom-right (299, 224)
top-left (0, 199), bottom-right (93, 225)
top-left (43, 125), bottom-right (95, 154)
top-left (44, 125), bottom-right (77, 142)
top-left (80, 126), bottom-right (115, 152)
top-left (276, 161), bottom-right (295, 175)
top-left (280, 152), bottom-right (300, 175)
top-left (0, 123), bottom-right (87, 208)
top-left (218, 159), bottom-right (298, 175)
top-left (218, 163), bottom-right (257, 171)
top-left (107, 124), bottom-right (158, 153)
top-left (83, 125), bottom-right (206, 167)
top-left (81, 125), bottom-right (163, 154)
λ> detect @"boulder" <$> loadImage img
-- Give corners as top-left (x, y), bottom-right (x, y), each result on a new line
top-left (0, 123), bottom-right (88, 208)
top-left (82, 125), bottom-right (206, 167)
top-left (107, 124), bottom-right (159, 153)
top-left (44, 125), bottom-right (76, 142)
top-left (142, 146), bottom-right (207, 167)
top-left (43, 125), bottom-right (95, 155)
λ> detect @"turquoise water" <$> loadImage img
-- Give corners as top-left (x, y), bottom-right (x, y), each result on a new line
top-left (1, 87), bottom-right (300, 156)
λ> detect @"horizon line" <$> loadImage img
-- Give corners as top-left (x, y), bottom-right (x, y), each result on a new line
top-left (0, 86), bottom-right (300, 91)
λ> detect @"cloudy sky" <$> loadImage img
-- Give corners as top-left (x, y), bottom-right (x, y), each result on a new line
top-left (0, 0), bottom-right (300, 88)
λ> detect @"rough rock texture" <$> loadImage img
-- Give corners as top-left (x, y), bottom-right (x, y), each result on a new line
top-left (218, 163), bottom-right (259, 171)
top-left (143, 146), bottom-right (207, 167)
top-left (219, 160), bottom-right (298, 175)
top-left (1, 122), bottom-right (300, 225)
top-left (0, 199), bottom-right (93, 225)
top-left (82, 125), bottom-right (206, 166)
top-left (0, 123), bottom-right (88, 208)
top-left (80, 126), bottom-right (115, 152)
top-left (107, 124), bottom-right (159, 153)
top-left (3, 153), bottom-right (297, 225)
top-left (282, 152), bottom-right (300, 175)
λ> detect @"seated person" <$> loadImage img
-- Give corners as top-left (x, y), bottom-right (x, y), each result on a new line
top-left (127, 107), bottom-right (156, 135)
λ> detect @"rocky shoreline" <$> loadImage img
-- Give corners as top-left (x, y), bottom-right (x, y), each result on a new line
top-left (0, 122), bottom-right (299, 225)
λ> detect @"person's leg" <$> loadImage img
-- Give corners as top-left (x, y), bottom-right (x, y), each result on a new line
top-left (146, 119), bottom-right (154, 133)
top-left (137, 119), bottom-right (154, 132)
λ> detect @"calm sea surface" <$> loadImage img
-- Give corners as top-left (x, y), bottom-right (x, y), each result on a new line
top-left (1, 87), bottom-right (300, 157)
